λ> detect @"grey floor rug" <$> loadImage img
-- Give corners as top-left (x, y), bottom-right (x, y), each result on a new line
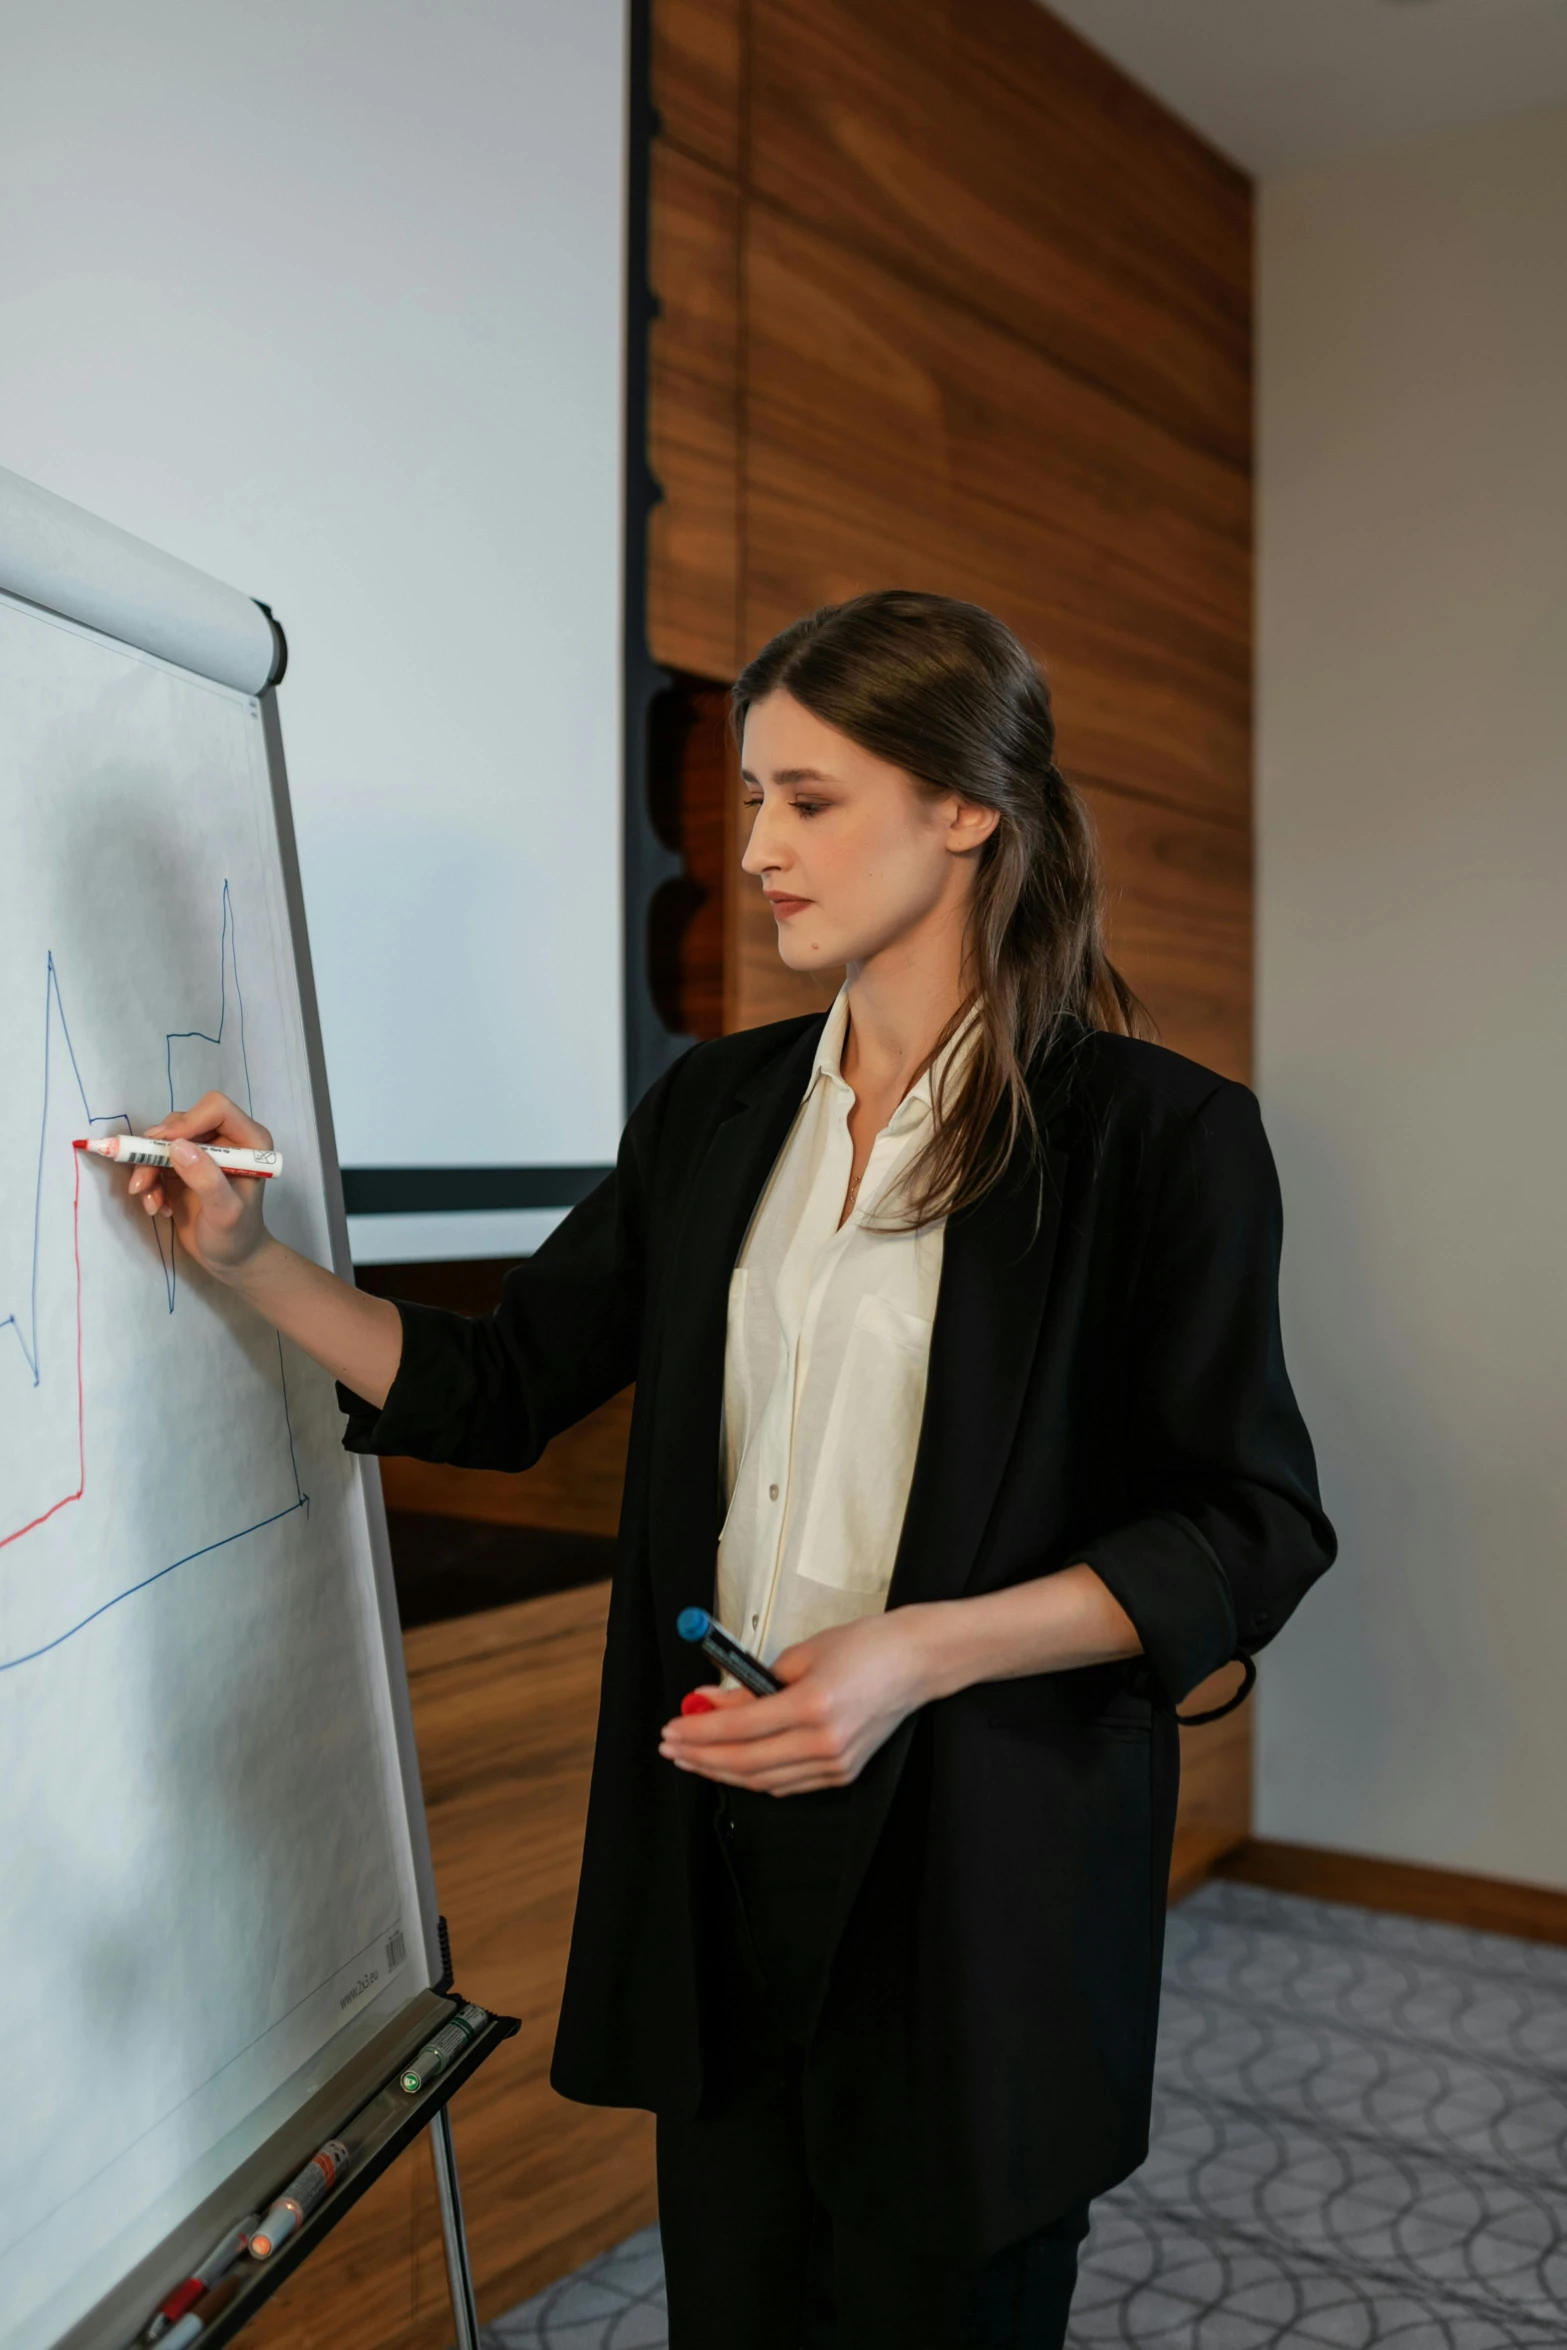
top-left (481, 1879), bottom-right (1567, 2349)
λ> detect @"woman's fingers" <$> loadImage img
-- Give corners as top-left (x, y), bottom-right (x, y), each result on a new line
top-left (660, 1621), bottom-right (921, 1794)
top-left (166, 1138), bottom-right (241, 1215)
top-left (679, 1683), bottom-right (752, 1719)
top-left (664, 1686), bottom-right (812, 1746)
top-left (671, 1751), bottom-right (850, 1795)
top-left (146, 1091), bottom-right (273, 1151)
top-left (659, 1712), bottom-right (846, 1784)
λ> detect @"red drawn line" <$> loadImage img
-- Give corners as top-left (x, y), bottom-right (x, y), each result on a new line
top-left (1, 1147), bottom-right (86, 1552)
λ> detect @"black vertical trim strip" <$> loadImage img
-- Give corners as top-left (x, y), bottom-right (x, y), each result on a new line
top-left (623, 0), bottom-right (693, 1111)
top-left (340, 1165), bottom-right (611, 1216)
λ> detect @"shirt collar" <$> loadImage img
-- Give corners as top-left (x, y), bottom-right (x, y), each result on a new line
top-left (810, 987), bottom-right (854, 1096)
top-left (809, 987), bottom-right (980, 1129)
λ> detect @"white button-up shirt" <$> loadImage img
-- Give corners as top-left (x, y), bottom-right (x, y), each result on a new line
top-left (715, 989), bottom-right (968, 1664)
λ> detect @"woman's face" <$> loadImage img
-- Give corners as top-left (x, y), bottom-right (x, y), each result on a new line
top-left (739, 691), bottom-right (997, 977)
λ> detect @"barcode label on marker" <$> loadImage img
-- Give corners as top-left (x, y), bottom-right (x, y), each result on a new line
top-left (386, 1929), bottom-right (406, 1973)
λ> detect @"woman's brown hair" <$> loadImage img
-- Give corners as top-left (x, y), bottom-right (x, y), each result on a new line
top-left (731, 589), bottom-right (1150, 1225)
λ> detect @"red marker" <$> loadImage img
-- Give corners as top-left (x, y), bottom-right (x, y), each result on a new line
top-left (680, 1690), bottom-right (718, 1716)
top-left (141, 2218), bottom-right (257, 2341)
top-left (160, 2274), bottom-right (242, 2350)
top-left (74, 1135), bottom-right (282, 1179)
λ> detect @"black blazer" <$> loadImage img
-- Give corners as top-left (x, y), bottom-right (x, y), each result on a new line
top-left (342, 1014), bottom-right (1334, 2257)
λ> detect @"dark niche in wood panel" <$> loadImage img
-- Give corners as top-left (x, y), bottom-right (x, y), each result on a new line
top-left (647, 668), bottom-right (735, 1040)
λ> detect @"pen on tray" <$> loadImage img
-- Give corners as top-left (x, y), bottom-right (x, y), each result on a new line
top-left (159, 2274), bottom-right (242, 2350)
top-left (248, 2139), bottom-right (350, 2257)
top-left (141, 2218), bottom-right (258, 2341)
top-left (400, 2002), bottom-right (491, 2094)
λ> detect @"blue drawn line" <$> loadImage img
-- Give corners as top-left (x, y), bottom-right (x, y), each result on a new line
top-left (1, 958), bottom-right (129, 1386)
top-left (275, 1336), bottom-right (310, 1523)
top-left (0, 1500), bottom-right (309, 1674)
top-left (3, 879), bottom-right (258, 1356)
top-left (166, 877), bottom-right (253, 1120)
top-left (155, 878), bottom-right (252, 1312)
top-left (1, 884), bottom-right (310, 1669)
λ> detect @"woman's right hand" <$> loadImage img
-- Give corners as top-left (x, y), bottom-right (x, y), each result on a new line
top-left (121, 1092), bottom-right (402, 1405)
top-left (129, 1091), bottom-right (275, 1283)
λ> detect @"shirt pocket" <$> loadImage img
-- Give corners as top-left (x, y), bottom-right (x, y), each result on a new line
top-left (795, 1292), bottom-right (934, 1595)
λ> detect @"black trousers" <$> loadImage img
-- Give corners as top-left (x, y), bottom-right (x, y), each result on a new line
top-left (657, 1784), bottom-right (1090, 2350)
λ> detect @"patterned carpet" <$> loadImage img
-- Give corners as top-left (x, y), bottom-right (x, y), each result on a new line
top-left (481, 1880), bottom-right (1567, 2349)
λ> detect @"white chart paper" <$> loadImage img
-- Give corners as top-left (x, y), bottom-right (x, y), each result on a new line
top-left (0, 594), bottom-right (430, 2350)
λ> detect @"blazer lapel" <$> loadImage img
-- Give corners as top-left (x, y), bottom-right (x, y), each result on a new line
top-left (888, 1137), bottom-right (1067, 1611)
top-left (646, 1021), bottom-right (824, 1644)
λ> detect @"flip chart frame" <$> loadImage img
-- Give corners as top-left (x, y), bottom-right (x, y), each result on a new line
top-left (36, 685), bottom-right (511, 2350)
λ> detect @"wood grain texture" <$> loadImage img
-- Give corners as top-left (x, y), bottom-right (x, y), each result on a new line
top-left (653, 0), bottom-right (743, 176)
top-left (1173, 1662), bottom-right (1255, 1891)
top-left (243, 1586), bottom-right (657, 2350)
top-left (748, 0), bottom-right (1250, 471)
top-left (648, 144), bottom-right (743, 679)
top-left (1083, 782), bottom-right (1252, 1081)
top-left (742, 453), bottom-right (1248, 836)
top-left (745, 205), bottom-right (1250, 669)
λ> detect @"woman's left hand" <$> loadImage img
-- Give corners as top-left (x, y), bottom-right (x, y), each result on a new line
top-left (658, 1610), bottom-right (937, 1796)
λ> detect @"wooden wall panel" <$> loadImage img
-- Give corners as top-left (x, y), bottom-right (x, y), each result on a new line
top-left (742, 456), bottom-right (1247, 834)
top-left (745, 208), bottom-right (1249, 663)
top-left (1169, 1665), bottom-right (1257, 1901)
top-left (647, 145), bottom-right (743, 679)
top-left (648, 0), bottom-right (744, 676)
top-left (653, 0), bottom-right (743, 175)
top-left (1083, 784), bottom-right (1252, 1082)
top-left (747, 0), bottom-right (1251, 470)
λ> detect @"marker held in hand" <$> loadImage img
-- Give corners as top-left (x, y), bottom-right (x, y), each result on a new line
top-left (75, 1135), bottom-right (282, 1179)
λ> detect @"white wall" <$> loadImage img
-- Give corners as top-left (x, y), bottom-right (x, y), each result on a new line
top-left (0, 3), bottom-right (628, 1261)
top-left (1257, 104), bottom-right (1567, 1886)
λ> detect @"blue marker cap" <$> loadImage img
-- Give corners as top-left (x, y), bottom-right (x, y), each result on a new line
top-left (676, 1608), bottom-right (711, 1644)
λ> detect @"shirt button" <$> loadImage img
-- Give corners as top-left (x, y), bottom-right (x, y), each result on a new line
top-left (768, 1484), bottom-right (779, 1502)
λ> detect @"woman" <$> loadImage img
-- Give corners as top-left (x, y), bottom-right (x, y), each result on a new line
top-left (131, 592), bottom-right (1334, 2349)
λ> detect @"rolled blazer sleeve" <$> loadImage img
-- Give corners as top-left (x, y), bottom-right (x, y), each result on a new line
top-left (1077, 1080), bottom-right (1336, 1706)
top-left (337, 1055), bottom-right (680, 1471)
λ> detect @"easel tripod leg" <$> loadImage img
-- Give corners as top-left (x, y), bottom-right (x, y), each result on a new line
top-left (430, 2103), bottom-right (480, 2350)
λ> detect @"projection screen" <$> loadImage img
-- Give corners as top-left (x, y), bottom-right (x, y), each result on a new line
top-left (0, 0), bottom-right (632, 1261)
